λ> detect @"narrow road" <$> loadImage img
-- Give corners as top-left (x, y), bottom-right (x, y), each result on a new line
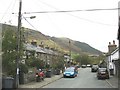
top-left (43, 68), bottom-right (113, 88)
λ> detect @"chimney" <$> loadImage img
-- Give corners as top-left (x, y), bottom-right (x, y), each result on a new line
top-left (45, 45), bottom-right (49, 49)
top-left (39, 41), bottom-right (44, 48)
top-left (39, 44), bottom-right (44, 48)
top-left (31, 40), bottom-right (37, 47)
top-left (113, 40), bottom-right (115, 45)
top-left (109, 42), bottom-right (111, 45)
top-left (108, 40), bottom-right (117, 53)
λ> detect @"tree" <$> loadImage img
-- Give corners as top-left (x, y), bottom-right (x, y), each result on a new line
top-left (30, 58), bottom-right (45, 69)
top-left (52, 54), bottom-right (64, 70)
top-left (2, 27), bottom-right (17, 76)
top-left (2, 25), bottom-right (25, 76)
top-left (73, 54), bottom-right (91, 65)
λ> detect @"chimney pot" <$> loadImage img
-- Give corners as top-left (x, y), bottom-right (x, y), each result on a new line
top-left (31, 39), bottom-right (37, 46)
top-left (113, 40), bottom-right (115, 44)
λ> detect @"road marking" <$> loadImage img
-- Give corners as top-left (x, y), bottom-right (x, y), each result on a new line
top-left (106, 79), bottom-right (114, 88)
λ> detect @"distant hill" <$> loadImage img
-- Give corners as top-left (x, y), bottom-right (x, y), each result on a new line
top-left (2, 24), bottom-right (103, 55)
top-left (50, 37), bottom-right (102, 55)
top-left (74, 41), bottom-right (102, 55)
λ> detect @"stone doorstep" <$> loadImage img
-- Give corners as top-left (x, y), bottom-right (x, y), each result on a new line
top-left (19, 74), bottom-right (63, 88)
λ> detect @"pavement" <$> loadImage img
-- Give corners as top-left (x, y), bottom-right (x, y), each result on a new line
top-left (106, 75), bottom-right (118, 88)
top-left (18, 74), bottom-right (118, 89)
top-left (19, 74), bottom-right (63, 88)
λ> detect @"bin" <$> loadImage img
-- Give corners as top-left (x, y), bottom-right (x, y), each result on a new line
top-left (54, 69), bottom-right (60, 75)
top-left (110, 69), bottom-right (114, 75)
top-left (56, 69), bottom-right (60, 75)
top-left (53, 69), bottom-right (57, 75)
top-left (2, 77), bottom-right (14, 88)
top-left (46, 70), bottom-right (52, 78)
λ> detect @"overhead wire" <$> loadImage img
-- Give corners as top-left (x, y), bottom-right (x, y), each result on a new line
top-left (34, 0), bottom-right (62, 33)
top-left (9, 1), bottom-right (119, 27)
top-left (35, 0), bottom-right (118, 26)
top-left (22, 15), bottom-right (38, 31)
top-left (8, 0), bottom-right (17, 24)
top-left (23, 8), bottom-right (120, 14)
top-left (0, 0), bottom-right (17, 23)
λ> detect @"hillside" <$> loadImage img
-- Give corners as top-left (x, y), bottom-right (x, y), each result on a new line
top-left (24, 28), bottom-right (102, 55)
top-left (74, 41), bottom-right (102, 55)
top-left (2, 24), bottom-right (103, 55)
top-left (50, 37), bottom-right (102, 55)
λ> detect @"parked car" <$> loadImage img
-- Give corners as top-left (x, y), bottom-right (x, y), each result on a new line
top-left (76, 65), bottom-right (80, 68)
top-left (87, 64), bottom-right (92, 67)
top-left (63, 67), bottom-right (77, 78)
top-left (81, 64), bottom-right (86, 68)
top-left (97, 68), bottom-right (109, 79)
top-left (91, 64), bottom-right (98, 72)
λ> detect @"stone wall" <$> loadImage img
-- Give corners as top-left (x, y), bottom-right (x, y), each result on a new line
top-left (24, 71), bottom-right (36, 84)
top-left (19, 69), bottom-right (36, 84)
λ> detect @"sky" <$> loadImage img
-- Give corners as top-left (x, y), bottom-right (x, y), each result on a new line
top-left (0, 0), bottom-right (119, 52)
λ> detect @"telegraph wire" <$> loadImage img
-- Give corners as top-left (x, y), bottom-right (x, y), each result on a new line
top-left (34, 0), bottom-right (117, 26)
top-left (66, 14), bottom-right (117, 26)
top-left (8, 0), bottom-right (17, 24)
top-left (22, 15), bottom-right (38, 31)
top-left (23, 8), bottom-right (120, 14)
top-left (35, 0), bottom-right (62, 32)
top-left (0, 0), bottom-right (17, 23)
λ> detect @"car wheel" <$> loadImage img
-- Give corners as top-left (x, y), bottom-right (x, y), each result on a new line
top-left (63, 75), bottom-right (66, 78)
top-left (97, 77), bottom-right (100, 80)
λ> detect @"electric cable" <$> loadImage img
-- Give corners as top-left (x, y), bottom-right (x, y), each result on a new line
top-left (22, 15), bottom-right (38, 31)
top-left (23, 8), bottom-right (120, 14)
top-left (0, 0), bottom-right (17, 23)
top-left (8, 0), bottom-right (17, 24)
top-left (35, 0), bottom-right (117, 26)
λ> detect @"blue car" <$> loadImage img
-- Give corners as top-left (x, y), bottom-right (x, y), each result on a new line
top-left (63, 67), bottom-right (77, 78)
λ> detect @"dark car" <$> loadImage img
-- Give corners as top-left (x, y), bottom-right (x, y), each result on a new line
top-left (97, 68), bottom-right (109, 79)
top-left (91, 64), bottom-right (98, 72)
top-left (81, 64), bottom-right (86, 68)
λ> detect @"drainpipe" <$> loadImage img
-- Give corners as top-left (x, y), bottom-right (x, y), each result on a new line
top-left (118, 2), bottom-right (120, 89)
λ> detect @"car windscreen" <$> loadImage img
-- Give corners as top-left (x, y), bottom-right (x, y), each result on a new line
top-left (98, 68), bottom-right (107, 72)
top-left (65, 69), bottom-right (74, 72)
top-left (92, 65), bottom-right (98, 67)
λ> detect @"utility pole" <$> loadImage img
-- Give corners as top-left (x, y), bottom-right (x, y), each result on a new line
top-left (69, 39), bottom-right (71, 65)
top-left (118, 16), bottom-right (120, 90)
top-left (117, 17), bottom-right (120, 90)
top-left (15, 0), bottom-right (22, 88)
top-left (118, 2), bottom-right (120, 89)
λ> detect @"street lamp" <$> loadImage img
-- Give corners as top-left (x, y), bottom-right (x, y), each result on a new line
top-left (30, 16), bottom-right (36, 19)
top-left (69, 39), bottom-right (72, 65)
top-left (23, 16), bottom-right (36, 19)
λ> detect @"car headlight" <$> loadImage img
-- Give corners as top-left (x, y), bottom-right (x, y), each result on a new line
top-left (63, 72), bottom-right (66, 74)
top-left (70, 72), bottom-right (74, 75)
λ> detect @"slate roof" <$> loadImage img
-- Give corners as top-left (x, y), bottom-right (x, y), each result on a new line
top-left (24, 43), bottom-right (58, 55)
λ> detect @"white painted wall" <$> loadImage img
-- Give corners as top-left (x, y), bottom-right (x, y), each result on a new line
top-left (107, 49), bottom-right (119, 75)
top-left (111, 50), bottom-right (119, 60)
